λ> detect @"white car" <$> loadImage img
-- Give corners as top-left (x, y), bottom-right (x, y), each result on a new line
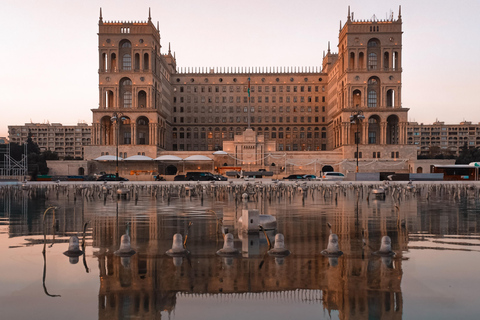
top-left (321, 172), bottom-right (345, 181)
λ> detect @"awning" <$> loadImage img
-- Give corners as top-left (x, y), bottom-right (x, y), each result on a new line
top-left (212, 151), bottom-right (228, 155)
top-left (154, 155), bottom-right (183, 161)
top-left (94, 155), bottom-right (123, 161)
top-left (184, 155), bottom-right (213, 161)
top-left (124, 155), bottom-right (153, 161)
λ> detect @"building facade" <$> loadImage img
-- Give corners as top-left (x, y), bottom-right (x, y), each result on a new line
top-left (86, 7), bottom-right (415, 166)
top-left (407, 121), bottom-right (480, 157)
top-left (8, 122), bottom-right (91, 159)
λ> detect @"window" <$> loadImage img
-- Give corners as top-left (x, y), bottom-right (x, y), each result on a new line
top-left (123, 92), bottom-right (132, 108)
top-left (368, 53), bottom-right (377, 70)
top-left (118, 52), bottom-right (131, 71)
top-left (368, 90), bottom-right (377, 108)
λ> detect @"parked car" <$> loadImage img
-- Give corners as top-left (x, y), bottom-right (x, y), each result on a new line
top-left (283, 174), bottom-right (305, 180)
top-left (97, 174), bottom-right (129, 181)
top-left (174, 175), bottom-right (186, 181)
top-left (302, 174), bottom-right (318, 181)
top-left (185, 172), bottom-right (215, 181)
top-left (213, 174), bottom-right (228, 181)
top-left (321, 172), bottom-right (345, 181)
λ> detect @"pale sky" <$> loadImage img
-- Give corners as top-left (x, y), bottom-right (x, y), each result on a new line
top-left (1, 0), bottom-right (479, 138)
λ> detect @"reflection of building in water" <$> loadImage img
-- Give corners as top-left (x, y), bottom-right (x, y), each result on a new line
top-left (92, 197), bottom-right (406, 320)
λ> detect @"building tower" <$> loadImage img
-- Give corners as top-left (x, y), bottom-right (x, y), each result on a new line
top-left (326, 6), bottom-right (412, 161)
top-left (90, 8), bottom-right (175, 158)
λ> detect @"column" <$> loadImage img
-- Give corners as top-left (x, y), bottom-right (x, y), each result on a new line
top-left (149, 123), bottom-right (154, 145)
top-left (149, 87), bottom-right (153, 109)
top-left (354, 49), bottom-right (359, 70)
top-left (389, 49), bottom-right (393, 69)
top-left (132, 88), bottom-right (137, 109)
top-left (381, 86), bottom-right (386, 108)
top-left (363, 122), bottom-right (369, 145)
top-left (115, 87), bottom-right (119, 109)
top-left (113, 123), bottom-right (118, 146)
top-left (344, 122), bottom-right (350, 145)
top-left (380, 123), bottom-right (387, 145)
top-left (131, 123), bottom-right (136, 145)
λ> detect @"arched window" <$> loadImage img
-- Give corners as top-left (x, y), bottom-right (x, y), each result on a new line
top-left (110, 53), bottom-right (117, 71)
top-left (143, 53), bottom-right (149, 70)
top-left (384, 52), bottom-right (390, 70)
top-left (138, 90), bottom-right (147, 108)
top-left (367, 39), bottom-right (380, 71)
top-left (386, 89), bottom-right (395, 107)
top-left (353, 89), bottom-right (362, 108)
top-left (119, 40), bottom-right (132, 70)
top-left (101, 53), bottom-right (107, 72)
top-left (120, 78), bottom-right (132, 108)
top-left (134, 53), bottom-right (140, 70)
top-left (349, 52), bottom-right (355, 69)
top-left (368, 39), bottom-right (379, 47)
top-left (368, 77), bottom-right (380, 108)
top-left (368, 116), bottom-right (380, 144)
top-left (358, 52), bottom-right (365, 69)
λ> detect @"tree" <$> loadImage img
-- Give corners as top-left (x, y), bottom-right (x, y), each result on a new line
top-left (43, 150), bottom-right (59, 160)
top-left (26, 131), bottom-right (40, 155)
top-left (456, 143), bottom-right (480, 164)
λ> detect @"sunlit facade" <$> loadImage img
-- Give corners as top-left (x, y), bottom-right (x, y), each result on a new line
top-left (87, 7), bottom-right (415, 164)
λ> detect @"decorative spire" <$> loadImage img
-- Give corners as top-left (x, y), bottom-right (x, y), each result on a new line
top-left (347, 6), bottom-right (351, 21)
top-left (328, 41), bottom-right (331, 54)
top-left (148, 7), bottom-right (151, 21)
top-left (168, 42), bottom-right (171, 55)
top-left (339, 20), bottom-right (342, 31)
top-left (99, 8), bottom-right (103, 22)
top-left (398, 5), bottom-right (402, 20)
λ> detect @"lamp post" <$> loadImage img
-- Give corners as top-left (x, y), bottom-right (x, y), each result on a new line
top-left (350, 110), bottom-right (365, 173)
top-left (111, 112), bottom-right (124, 178)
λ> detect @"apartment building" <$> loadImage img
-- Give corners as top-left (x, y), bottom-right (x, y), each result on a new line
top-left (8, 123), bottom-right (91, 159)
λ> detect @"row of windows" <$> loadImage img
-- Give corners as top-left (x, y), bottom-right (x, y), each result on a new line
top-left (173, 131), bottom-right (327, 139)
top-left (174, 95), bottom-right (326, 104)
top-left (173, 116), bottom-right (326, 124)
top-left (172, 144), bottom-right (327, 152)
top-left (177, 85), bottom-right (326, 93)
top-left (354, 151), bottom-right (400, 159)
top-left (173, 106), bottom-right (327, 113)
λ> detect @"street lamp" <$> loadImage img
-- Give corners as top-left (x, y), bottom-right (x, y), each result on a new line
top-left (350, 111), bottom-right (365, 173)
top-left (111, 112), bottom-right (125, 178)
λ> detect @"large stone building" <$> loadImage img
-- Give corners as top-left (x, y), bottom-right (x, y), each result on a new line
top-left (8, 122), bottom-right (91, 159)
top-left (85, 6), bottom-right (418, 173)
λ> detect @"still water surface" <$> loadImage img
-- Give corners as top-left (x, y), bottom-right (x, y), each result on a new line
top-left (1, 181), bottom-right (480, 320)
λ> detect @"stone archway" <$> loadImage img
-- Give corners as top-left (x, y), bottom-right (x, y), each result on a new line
top-left (387, 115), bottom-right (399, 144)
top-left (322, 165), bottom-right (334, 172)
top-left (166, 165), bottom-right (178, 175)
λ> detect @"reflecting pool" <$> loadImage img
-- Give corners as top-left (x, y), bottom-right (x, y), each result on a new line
top-left (1, 181), bottom-right (480, 320)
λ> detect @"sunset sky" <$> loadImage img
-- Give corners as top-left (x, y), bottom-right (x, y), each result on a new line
top-left (1, 0), bottom-right (479, 138)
